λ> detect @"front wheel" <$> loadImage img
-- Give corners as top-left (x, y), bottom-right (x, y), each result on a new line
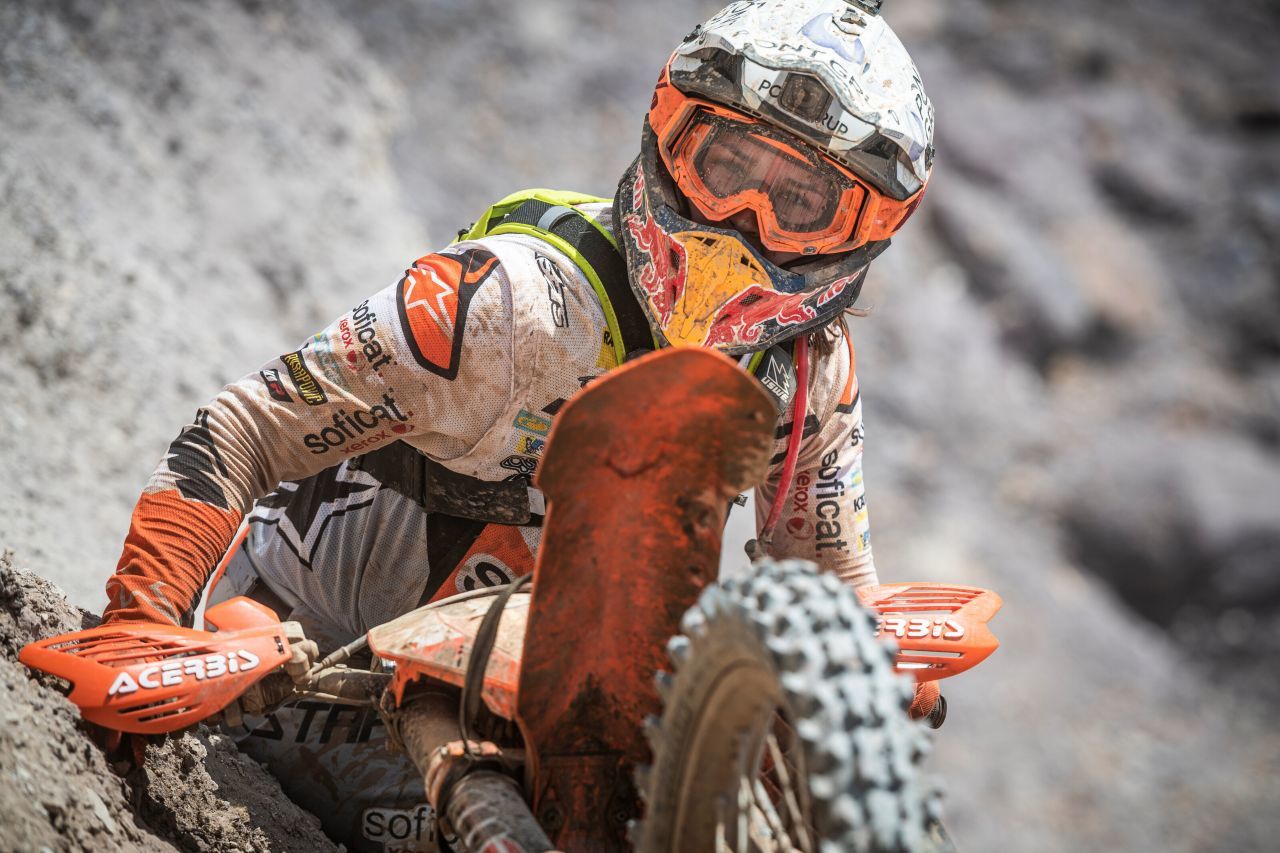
top-left (634, 559), bottom-right (947, 852)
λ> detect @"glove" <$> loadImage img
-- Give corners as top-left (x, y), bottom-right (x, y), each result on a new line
top-left (909, 681), bottom-right (947, 729)
top-left (215, 633), bottom-right (319, 728)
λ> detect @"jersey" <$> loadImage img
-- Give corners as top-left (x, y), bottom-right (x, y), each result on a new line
top-left (102, 203), bottom-right (877, 630)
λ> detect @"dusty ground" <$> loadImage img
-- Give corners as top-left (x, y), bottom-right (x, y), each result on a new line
top-left (2, 0), bottom-right (1279, 850)
top-left (0, 551), bottom-right (339, 852)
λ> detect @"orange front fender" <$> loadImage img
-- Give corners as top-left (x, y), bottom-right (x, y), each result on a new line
top-left (516, 347), bottom-right (777, 849)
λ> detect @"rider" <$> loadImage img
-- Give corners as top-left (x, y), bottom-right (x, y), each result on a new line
top-left (101, 0), bottom-right (934, 841)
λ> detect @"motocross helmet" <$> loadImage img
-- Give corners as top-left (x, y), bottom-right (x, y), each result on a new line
top-left (615, 0), bottom-right (934, 355)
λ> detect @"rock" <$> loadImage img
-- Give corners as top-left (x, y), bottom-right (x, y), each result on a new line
top-left (1057, 428), bottom-right (1280, 619)
top-left (0, 0), bottom-right (425, 608)
top-left (928, 173), bottom-right (1094, 367)
top-left (1053, 426), bottom-right (1280, 717)
top-left (139, 728), bottom-right (335, 852)
top-left (1046, 215), bottom-right (1169, 346)
top-left (0, 549), bottom-right (95, 664)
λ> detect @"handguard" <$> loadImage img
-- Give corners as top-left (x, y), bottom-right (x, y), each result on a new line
top-left (857, 583), bottom-right (1002, 683)
top-left (18, 596), bottom-right (292, 734)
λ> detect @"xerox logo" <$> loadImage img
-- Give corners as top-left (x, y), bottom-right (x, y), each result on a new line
top-left (783, 470), bottom-right (813, 539)
top-left (785, 515), bottom-right (813, 538)
top-left (340, 300), bottom-right (393, 372)
top-left (302, 393), bottom-right (411, 455)
top-left (789, 470), bottom-right (811, 514)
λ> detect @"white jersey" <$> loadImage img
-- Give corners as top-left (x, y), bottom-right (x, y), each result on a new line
top-left (105, 204), bottom-right (876, 633)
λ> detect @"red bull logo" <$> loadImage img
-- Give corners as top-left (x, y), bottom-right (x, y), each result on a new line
top-left (625, 171), bottom-right (686, 323)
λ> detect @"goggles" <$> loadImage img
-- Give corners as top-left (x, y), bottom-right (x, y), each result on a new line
top-left (652, 91), bottom-right (924, 255)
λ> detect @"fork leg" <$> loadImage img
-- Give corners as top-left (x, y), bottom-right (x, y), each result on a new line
top-left (393, 693), bottom-right (554, 852)
top-left (446, 770), bottom-right (555, 853)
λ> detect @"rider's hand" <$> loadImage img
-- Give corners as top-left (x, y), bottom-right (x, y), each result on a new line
top-left (214, 633), bottom-right (318, 727)
top-left (909, 681), bottom-right (946, 728)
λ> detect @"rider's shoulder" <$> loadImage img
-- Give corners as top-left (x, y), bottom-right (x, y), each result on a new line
top-left (806, 318), bottom-right (861, 422)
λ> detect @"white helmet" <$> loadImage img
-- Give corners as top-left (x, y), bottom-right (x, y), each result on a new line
top-left (616, 0), bottom-right (935, 354)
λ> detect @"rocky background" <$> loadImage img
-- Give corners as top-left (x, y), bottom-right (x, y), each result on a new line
top-left (2, 0), bottom-right (1278, 850)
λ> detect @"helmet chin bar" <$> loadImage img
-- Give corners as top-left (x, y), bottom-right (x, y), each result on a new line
top-left (614, 147), bottom-right (888, 357)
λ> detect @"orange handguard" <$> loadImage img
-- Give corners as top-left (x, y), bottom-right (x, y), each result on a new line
top-left (18, 596), bottom-right (292, 734)
top-left (857, 583), bottom-right (1002, 683)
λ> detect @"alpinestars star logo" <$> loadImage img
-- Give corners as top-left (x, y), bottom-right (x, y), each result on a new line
top-left (397, 248), bottom-right (500, 380)
top-left (248, 464), bottom-right (380, 569)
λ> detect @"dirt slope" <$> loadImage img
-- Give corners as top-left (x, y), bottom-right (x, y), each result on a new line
top-left (857, 3), bottom-right (1280, 846)
top-left (1, 551), bottom-right (340, 852)
top-left (0, 0), bottom-right (424, 609)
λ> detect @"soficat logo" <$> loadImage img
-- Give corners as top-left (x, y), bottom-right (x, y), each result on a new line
top-left (303, 393), bottom-right (412, 455)
top-left (362, 805), bottom-right (434, 847)
top-left (815, 449), bottom-right (848, 553)
top-left (340, 300), bottom-right (393, 372)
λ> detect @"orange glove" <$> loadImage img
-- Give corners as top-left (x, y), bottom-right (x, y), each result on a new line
top-left (909, 681), bottom-right (946, 728)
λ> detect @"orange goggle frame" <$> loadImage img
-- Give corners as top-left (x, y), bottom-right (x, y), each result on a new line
top-left (650, 82), bottom-right (924, 254)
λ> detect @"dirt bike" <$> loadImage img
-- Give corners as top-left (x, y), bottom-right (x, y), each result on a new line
top-left (20, 347), bottom-right (1001, 852)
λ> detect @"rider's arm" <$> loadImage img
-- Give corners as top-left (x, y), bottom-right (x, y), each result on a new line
top-left (754, 317), bottom-right (877, 588)
top-left (104, 245), bottom-right (514, 625)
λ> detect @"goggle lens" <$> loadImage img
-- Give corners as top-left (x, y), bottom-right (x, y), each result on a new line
top-left (690, 124), bottom-right (844, 233)
top-left (650, 80), bottom-right (928, 255)
top-left (666, 108), bottom-right (868, 252)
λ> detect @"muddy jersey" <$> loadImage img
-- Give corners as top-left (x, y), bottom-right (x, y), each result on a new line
top-left (103, 203), bottom-right (877, 628)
